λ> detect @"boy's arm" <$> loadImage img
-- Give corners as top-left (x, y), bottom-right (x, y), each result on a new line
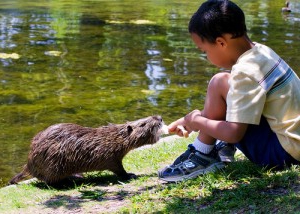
top-left (168, 110), bottom-right (248, 143)
top-left (190, 116), bottom-right (248, 143)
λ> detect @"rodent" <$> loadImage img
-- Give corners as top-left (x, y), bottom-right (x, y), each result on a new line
top-left (9, 115), bottom-right (164, 185)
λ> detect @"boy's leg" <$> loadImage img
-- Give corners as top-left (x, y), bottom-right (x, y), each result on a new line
top-left (197, 72), bottom-right (230, 145)
top-left (158, 72), bottom-right (231, 182)
top-left (236, 116), bottom-right (300, 168)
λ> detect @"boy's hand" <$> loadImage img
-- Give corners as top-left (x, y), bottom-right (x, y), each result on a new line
top-left (168, 109), bottom-right (202, 137)
top-left (167, 117), bottom-right (190, 138)
top-left (177, 125), bottom-right (189, 138)
top-left (167, 117), bottom-right (183, 137)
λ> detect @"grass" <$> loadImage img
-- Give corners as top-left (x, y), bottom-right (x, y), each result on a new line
top-left (0, 134), bottom-right (299, 213)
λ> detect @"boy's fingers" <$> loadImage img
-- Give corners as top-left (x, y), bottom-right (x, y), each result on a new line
top-left (167, 117), bottom-right (188, 136)
top-left (177, 125), bottom-right (189, 138)
top-left (168, 121), bottom-right (181, 133)
top-left (168, 125), bottom-right (189, 138)
top-left (167, 126), bottom-right (176, 133)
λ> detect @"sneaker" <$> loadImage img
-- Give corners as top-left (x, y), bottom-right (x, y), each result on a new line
top-left (216, 140), bottom-right (236, 163)
top-left (158, 144), bottom-right (225, 182)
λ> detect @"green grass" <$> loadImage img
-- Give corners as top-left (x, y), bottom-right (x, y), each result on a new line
top-left (0, 135), bottom-right (299, 213)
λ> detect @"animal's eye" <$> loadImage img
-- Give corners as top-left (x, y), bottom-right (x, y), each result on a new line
top-left (127, 125), bottom-right (133, 134)
top-left (140, 123), bottom-right (146, 127)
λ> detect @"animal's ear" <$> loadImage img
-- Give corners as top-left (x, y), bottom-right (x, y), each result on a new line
top-left (127, 125), bottom-right (133, 135)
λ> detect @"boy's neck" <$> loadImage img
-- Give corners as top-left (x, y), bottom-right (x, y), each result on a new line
top-left (224, 34), bottom-right (254, 67)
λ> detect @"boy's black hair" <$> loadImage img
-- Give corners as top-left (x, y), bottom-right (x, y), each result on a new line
top-left (189, 0), bottom-right (247, 43)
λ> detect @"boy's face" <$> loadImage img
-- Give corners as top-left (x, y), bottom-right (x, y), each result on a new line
top-left (191, 33), bottom-right (232, 69)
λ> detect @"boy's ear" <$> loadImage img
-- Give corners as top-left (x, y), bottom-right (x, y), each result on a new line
top-left (216, 37), bottom-right (227, 47)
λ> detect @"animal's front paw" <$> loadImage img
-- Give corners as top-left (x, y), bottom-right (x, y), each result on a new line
top-left (120, 173), bottom-right (137, 180)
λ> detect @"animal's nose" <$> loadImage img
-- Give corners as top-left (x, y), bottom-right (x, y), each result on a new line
top-left (154, 115), bottom-right (163, 122)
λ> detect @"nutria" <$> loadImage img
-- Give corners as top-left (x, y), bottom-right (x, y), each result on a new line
top-left (9, 115), bottom-right (164, 184)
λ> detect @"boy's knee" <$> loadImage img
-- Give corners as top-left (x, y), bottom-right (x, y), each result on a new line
top-left (208, 72), bottom-right (230, 90)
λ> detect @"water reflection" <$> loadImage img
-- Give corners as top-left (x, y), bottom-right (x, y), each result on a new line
top-left (146, 49), bottom-right (167, 92)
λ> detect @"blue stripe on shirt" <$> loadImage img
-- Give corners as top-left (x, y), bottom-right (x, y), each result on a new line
top-left (259, 58), bottom-right (293, 94)
top-left (268, 68), bottom-right (294, 95)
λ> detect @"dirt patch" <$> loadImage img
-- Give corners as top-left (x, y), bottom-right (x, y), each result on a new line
top-left (5, 176), bottom-right (166, 214)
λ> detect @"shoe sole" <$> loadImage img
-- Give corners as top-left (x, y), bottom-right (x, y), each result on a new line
top-left (159, 162), bottom-right (225, 182)
top-left (219, 155), bottom-right (235, 163)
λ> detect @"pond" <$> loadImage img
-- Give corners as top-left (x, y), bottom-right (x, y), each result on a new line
top-left (0, 0), bottom-right (299, 186)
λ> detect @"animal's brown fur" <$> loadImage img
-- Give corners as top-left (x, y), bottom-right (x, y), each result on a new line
top-left (9, 115), bottom-right (163, 184)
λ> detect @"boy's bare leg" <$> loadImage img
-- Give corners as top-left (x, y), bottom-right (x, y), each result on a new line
top-left (198, 72), bottom-right (230, 145)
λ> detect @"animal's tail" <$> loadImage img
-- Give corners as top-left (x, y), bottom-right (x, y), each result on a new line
top-left (9, 165), bottom-right (31, 185)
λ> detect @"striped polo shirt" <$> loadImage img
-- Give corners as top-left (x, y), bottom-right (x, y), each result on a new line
top-left (227, 42), bottom-right (300, 161)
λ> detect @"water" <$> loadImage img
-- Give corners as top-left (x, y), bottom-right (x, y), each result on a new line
top-left (0, 0), bottom-right (299, 186)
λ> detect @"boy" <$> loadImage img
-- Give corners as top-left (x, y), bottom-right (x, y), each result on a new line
top-left (158, 0), bottom-right (300, 182)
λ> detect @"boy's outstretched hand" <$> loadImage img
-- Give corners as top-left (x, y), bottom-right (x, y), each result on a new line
top-left (176, 125), bottom-right (189, 138)
top-left (168, 110), bottom-right (202, 137)
top-left (167, 117), bottom-right (187, 137)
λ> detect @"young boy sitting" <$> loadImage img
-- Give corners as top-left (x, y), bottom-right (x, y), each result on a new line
top-left (158, 0), bottom-right (300, 182)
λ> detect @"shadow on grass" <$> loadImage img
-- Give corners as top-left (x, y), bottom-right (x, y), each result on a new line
top-left (32, 171), bottom-right (160, 212)
top-left (32, 172), bottom-right (122, 190)
top-left (161, 161), bottom-right (300, 213)
top-left (28, 161), bottom-right (299, 213)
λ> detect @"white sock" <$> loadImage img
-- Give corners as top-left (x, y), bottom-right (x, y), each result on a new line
top-left (192, 138), bottom-right (214, 154)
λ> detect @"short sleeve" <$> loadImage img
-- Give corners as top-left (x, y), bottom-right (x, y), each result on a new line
top-left (226, 71), bottom-right (266, 124)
